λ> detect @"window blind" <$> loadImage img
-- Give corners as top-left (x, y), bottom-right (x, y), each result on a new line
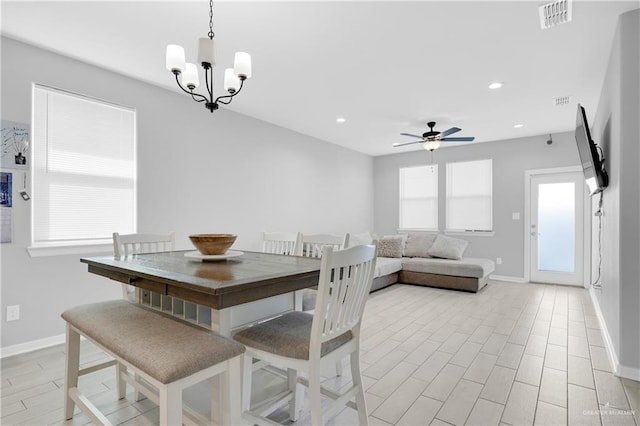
top-left (32, 85), bottom-right (136, 244)
top-left (399, 165), bottom-right (438, 230)
top-left (446, 159), bottom-right (492, 232)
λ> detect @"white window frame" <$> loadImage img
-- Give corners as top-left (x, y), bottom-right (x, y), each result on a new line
top-left (398, 164), bottom-right (438, 231)
top-left (28, 84), bottom-right (137, 257)
top-left (445, 159), bottom-right (493, 234)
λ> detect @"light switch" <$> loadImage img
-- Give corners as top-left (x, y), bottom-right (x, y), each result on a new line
top-left (512, 212), bottom-right (520, 220)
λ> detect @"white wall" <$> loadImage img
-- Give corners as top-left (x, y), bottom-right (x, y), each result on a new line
top-left (591, 9), bottom-right (639, 380)
top-left (0, 37), bottom-right (374, 350)
top-left (374, 132), bottom-right (581, 279)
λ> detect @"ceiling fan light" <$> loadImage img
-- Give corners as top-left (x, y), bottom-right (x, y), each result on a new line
top-left (166, 44), bottom-right (186, 73)
top-left (197, 37), bottom-right (216, 67)
top-left (234, 52), bottom-right (252, 79)
top-left (424, 140), bottom-right (440, 151)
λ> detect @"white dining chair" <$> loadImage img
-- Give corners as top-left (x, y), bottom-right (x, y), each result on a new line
top-left (112, 232), bottom-right (175, 301)
top-left (234, 244), bottom-right (377, 425)
top-left (261, 231), bottom-right (302, 256)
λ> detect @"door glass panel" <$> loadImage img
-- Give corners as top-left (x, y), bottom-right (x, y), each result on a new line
top-left (538, 182), bottom-right (575, 272)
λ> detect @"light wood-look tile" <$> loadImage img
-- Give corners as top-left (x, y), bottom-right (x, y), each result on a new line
top-left (539, 367), bottom-right (568, 408)
top-left (397, 396), bottom-right (442, 425)
top-left (568, 355), bottom-right (595, 389)
top-left (466, 398), bottom-right (504, 426)
top-left (502, 381), bottom-right (539, 425)
top-left (3, 281), bottom-right (637, 426)
top-left (516, 354), bottom-right (545, 386)
top-left (435, 379), bottom-right (483, 425)
top-left (535, 400), bottom-right (568, 425)
top-left (568, 383), bottom-right (601, 425)
top-left (372, 377), bottom-right (428, 424)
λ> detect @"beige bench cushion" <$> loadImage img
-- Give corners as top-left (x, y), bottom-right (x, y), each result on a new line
top-left (401, 257), bottom-right (495, 279)
top-left (233, 311), bottom-right (352, 360)
top-left (62, 300), bottom-right (245, 384)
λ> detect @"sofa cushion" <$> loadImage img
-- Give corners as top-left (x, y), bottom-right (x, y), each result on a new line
top-left (378, 236), bottom-right (404, 258)
top-left (404, 233), bottom-right (437, 258)
top-left (428, 235), bottom-right (468, 260)
top-left (382, 234), bottom-right (408, 255)
top-left (374, 257), bottom-right (403, 278)
top-left (401, 257), bottom-right (495, 279)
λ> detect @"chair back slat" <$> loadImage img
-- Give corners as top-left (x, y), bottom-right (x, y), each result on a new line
top-left (311, 245), bottom-right (376, 348)
top-left (261, 232), bottom-right (302, 256)
top-left (300, 233), bottom-right (350, 259)
top-left (113, 233), bottom-right (175, 257)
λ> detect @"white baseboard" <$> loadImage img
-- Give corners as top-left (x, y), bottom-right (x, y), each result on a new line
top-left (490, 275), bottom-right (527, 283)
top-left (0, 333), bottom-right (66, 359)
top-left (618, 364), bottom-right (640, 381)
top-left (589, 288), bottom-right (621, 376)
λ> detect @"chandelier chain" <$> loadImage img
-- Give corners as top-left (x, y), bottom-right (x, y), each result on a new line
top-left (208, 0), bottom-right (215, 39)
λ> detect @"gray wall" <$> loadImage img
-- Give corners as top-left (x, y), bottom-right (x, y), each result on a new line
top-left (0, 37), bottom-right (374, 349)
top-left (591, 9), bottom-right (639, 378)
top-left (374, 132), bottom-right (581, 278)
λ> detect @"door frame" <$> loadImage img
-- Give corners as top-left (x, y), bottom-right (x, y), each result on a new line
top-left (524, 166), bottom-right (591, 288)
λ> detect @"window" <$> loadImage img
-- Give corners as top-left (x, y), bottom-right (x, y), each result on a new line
top-left (399, 165), bottom-right (438, 230)
top-left (31, 85), bottom-right (136, 248)
top-left (446, 159), bottom-right (492, 232)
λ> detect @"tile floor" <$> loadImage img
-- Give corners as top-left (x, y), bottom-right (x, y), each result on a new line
top-left (1, 280), bottom-right (639, 425)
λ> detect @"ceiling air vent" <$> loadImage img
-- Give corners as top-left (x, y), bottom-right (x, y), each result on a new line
top-left (539, 0), bottom-right (572, 29)
top-left (553, 95), bottom-right (572, 107)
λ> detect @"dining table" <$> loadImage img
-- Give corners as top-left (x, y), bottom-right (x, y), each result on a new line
top-left (80, 249), bottom-right (321, 336)
top-left (81, 249), bottom-right (321, 423)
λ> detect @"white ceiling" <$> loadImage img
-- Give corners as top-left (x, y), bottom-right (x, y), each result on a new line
top-left (2, 1), bottom-right (638, 156)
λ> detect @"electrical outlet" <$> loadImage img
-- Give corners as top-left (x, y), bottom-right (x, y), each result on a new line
top-left (6, 305), bottom-right (20, 322)
top-left (496, 257), bottom-right (503, 265)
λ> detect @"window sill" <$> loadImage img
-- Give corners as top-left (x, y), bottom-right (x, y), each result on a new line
top-left (397, 228), bottom-right (439, 233)
top-left (444, 230), bottom-right (495, 237)
top-left (27, 241), bottom-right (113, 257)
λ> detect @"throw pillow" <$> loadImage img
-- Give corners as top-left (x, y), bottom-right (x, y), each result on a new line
top-left (427, 234), bottom-right (469, 260)
top-left (383, 234), bottom-right (408, 255)
top-left (377, 236), bottom-right (404, 258)
top-left (404, 233), bottom-right (438, 258)
top-left (350, 231), bottom-right (373, 246)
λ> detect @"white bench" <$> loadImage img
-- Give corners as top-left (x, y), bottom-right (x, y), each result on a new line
top-left (62, 299), bottom-right (245, 425)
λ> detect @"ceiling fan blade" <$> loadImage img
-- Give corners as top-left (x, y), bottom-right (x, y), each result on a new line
top-left (400, 133), bottom-right (423, 139)
top-left (441, 127), bottom-right (462, 137)
top-left (393, 140), bottom-right (423, 147)
top-left (441, 137), bottom-right (475, 142)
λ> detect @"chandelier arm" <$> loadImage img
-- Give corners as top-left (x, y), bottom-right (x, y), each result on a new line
top-left (204, 66), bottom-right (214, 100)
top-left (174, 74), bottom-right (209, 102)
top-left (214, 78), bottom-right (245, 104)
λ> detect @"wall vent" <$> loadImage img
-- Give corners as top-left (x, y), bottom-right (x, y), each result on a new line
top-left (553, 95), bottom-right (572, 107)
top-left (539, 0), bottom-right (572, 29)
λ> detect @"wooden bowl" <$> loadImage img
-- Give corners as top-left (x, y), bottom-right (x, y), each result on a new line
top-left (189, 234), bottom-right (237, 255)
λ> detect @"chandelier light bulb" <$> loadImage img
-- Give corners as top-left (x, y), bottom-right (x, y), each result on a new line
top-left (182, 63), bottom-right (200, 89)
top-left (166, 45), bottom-right (186, 73)
top-left (224, 68), bottom-right (240, 93)
top-left (197, 38), bottom-right (216, 67)
top-left (234, 52), bottom-right (252, 79)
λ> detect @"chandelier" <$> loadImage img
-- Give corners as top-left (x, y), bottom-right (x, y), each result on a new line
top-left (165, 0), bottom-right (252, 113)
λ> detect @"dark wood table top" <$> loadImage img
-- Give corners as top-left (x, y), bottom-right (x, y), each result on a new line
top-left (81, 250), bottom-right (321, 309)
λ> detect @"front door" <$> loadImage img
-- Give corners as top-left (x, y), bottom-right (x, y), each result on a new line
top-left (529, 171), bottom-right (585, 285)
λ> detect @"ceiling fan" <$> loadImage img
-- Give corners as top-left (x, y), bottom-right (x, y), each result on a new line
top-left (393, 121), bottom-right (475, 151)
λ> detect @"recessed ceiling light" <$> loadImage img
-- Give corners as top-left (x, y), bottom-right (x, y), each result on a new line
top-left (514, 124), bottom-right (524, 128)
top-left (336, 117), bottom-right (346, 123)
top-left (488, 82), bottom-right (503, 90)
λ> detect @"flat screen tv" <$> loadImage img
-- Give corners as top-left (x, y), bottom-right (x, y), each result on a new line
top-left (575, 104), bottom-right (608, 195)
